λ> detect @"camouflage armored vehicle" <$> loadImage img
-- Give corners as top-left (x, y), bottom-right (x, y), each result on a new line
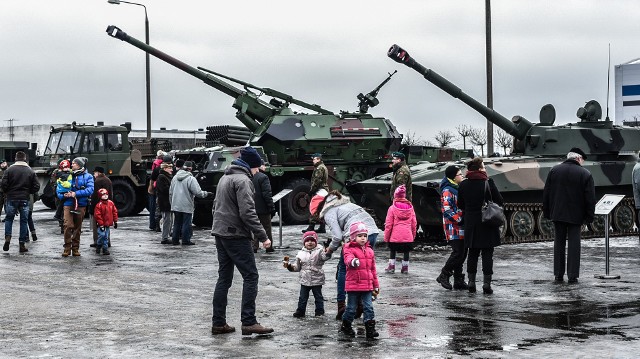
top-left (357, 44), bottom-right (639, 243)
top-left (108, 25), bottom-right (463, 225)
top-left (34, 122), bottom-right (148, 216)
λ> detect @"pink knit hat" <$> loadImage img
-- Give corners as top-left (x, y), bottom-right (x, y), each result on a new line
top-left (394, 184), bottom-right (406, 199)
top-left (349, 222), bottom-right (368, 242)
top-left (302, 231), bottom-right (318, 245)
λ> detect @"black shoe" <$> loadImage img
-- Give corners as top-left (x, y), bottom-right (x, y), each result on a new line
top-left (160, 240), bottom-right (172, 244)
top-left (102, 250), bottom-right (110, 255)
top-left (182, 241), bottom-right (195, 245)
top-left (554, 276), bottom-right (564, 283)
top-left (31, 233), bottom-right (37, 242)
top-left (436, 270), bottom-right (453, 290)
top-left (568, 277), bottom-right (578, 284)
top-left (172, 241), bottom-right (181, 245)
top-left (3, 240), bottom-right (9, 252)
top-left (315, 311), bottom-right (325, 316)
top-left (90, 243), bottom-right (97, 248)
top-left (340, 320), bottom-right (355, 337)
top-left (265, 247), bottom-right (275, 253)
top-left (301, 224), bottom-right (315, 234)
top-left (293, 311), bottom-right (305, 318)
top-left (96, 247), bottom-right (101, 254)
top-left (316, 225), bottom-right (326, 234)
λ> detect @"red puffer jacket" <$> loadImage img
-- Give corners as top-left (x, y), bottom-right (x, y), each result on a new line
top-left (343, 241), bottom-right (379, 292)
top-left (94, 199), bottom-right (118, 227)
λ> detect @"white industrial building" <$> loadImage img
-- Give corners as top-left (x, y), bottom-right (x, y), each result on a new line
top-left (615, 58), bottom-right (640, 125)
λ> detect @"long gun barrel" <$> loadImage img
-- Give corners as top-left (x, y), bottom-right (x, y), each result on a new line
top-left (387, 44), bottom-right (532, 140)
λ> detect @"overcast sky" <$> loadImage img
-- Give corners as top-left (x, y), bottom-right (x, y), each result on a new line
top-left (1, 0), bottom-right (638, 148)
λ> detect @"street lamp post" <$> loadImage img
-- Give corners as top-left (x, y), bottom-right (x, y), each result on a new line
top-left (108, 0), bottom-right (152, 139)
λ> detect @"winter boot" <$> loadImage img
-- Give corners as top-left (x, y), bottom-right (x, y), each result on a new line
top-left (401, 262), bottom-right (409, 274)
top-left (96, 246), bottom-right (101, 254)
top-left (335, 301), bottom-right (346, 320)
top-left (316, 223), bottom-right (326, 233)
top-left (31, 232), bottom-right (37, 241)
top-left (340, 320), bottom-right (356, 337)
top-left (72, 248), bottom-right (81, 257)
top-left (453, 273), bottom-right (469, 290)
top-left (301, 224), bottom-right (315, 234)
top-left (384, 263), bottom-right (396, 273)
top-left (62, 248), bottom-right (71, 257)
top-left (19, 242), bottom-right (28, 253)
top-left (468, 273), bottom-right (477, 293)
top-left (102, 249), bottom-right (110, 255)
top-left (292, 310), bottom-right (305, 318)
top-left (436, 270), bottom-right (453, 290)
top-left (365, 320), bottom-right (379, 339)
top-left (2, 235), bottom-right (10, 251)
top-left (482, 275), bottom-right (493, 294)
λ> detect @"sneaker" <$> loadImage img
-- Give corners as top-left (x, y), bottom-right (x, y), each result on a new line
top-left (401, 265), bottom-right (409, 274)
top-left (241, 323), bottom-right (274, 335)
top-left (384, 264), bottom-right (395, 273)
top-left (211, 323), bottom-right (235, 335)
top-left (182, 241), bottom-right (195, 245)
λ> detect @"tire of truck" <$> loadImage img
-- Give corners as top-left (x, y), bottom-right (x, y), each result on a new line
top-left (40, 182), bottom-right (57, 209)
top-left (111, 179), bottom-right (137, 217)
top-left (280, 177), bottom-right (311, 225)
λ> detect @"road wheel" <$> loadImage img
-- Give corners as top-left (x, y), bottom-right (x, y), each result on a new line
top-left (612, 204), bottom-right (634, 232)
top-left (280, 177), bottom-right (311, 225)
top-left (588, 214), bottom-right (610, 233)
top-left (111, 179), bottom-right (136, 217)
top-left (536, 211), bottom-right (554, 237)
top-left (509, 210), bottom-right (534, 238)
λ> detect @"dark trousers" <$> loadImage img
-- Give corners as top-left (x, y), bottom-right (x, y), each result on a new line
top-left (389, 248), bottom-right (410, 261)
top-left (443, 240), bottom-right (468, 276)
top-left (212, 237), bottom-right (259, 327)
top-left (148, 194), bottom-right (156, 230)
top-left (467, 247), bottom-right (494, 275)
top-left (636, 209), bottom-right (640, 240)
top-left (252, 213), bottom-right (272, 251)
top-left (172, 211), bottom-right (193, 244)
top-left (553, 221), bottom-right (581, 279)
top-left (296, 285), bottom-right (324, 315)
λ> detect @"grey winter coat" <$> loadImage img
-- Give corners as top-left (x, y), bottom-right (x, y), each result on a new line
top-left (319, 195), bottom-right (379, 252)
top-left (169, 169), bottom-right (209, 213)
top-left (211, 164), bottom-right (268, 242)
top-left (289, 246), bottom-right (331, 286)
top-left (633, 160), bottom-right (640, 209)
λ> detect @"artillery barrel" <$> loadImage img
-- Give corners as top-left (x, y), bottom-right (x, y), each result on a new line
top-left (387, 44), bottom-right (532, 140)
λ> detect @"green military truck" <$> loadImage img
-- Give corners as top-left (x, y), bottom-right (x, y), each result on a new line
top-left (34, 122), bottom-right (149, 216)
top-left (0, 141), bottom-right (37, 166)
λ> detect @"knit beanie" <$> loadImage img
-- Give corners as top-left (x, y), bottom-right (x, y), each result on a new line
top-left (240, 146), bottom-right (262, 168)
top-left (445, 165), bottom-right (459, 180)
top-left (302, 231), bottom-right (318, 245)
top-left (162, 155), bottom-right (173, 163)
top-left (73, 157), bottom-right (87, 169)
top-left (175, 159), bottom-right (185, 169)
top-left (59, 159), bottom-right (71, 170)
top-left (394, 184), bottom-right (406, 199)
top-left (349, 222), bottom-right (368, 242)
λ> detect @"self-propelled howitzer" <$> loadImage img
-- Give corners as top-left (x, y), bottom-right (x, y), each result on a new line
top-left (106, 25), bottom-right (406, 225)
top-left (357, 44), bottom-right (640, 243)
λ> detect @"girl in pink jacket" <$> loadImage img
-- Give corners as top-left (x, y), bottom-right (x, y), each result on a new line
top-left (383, 185), bottom-right (417, 274)
top-left (340, 222), bottom-right (380, 339)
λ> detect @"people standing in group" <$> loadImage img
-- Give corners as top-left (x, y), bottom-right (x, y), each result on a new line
top-left (390, 152), bottom-right (412, 203)
top-left (383, 185), bottom-right (416, 274)
top-left (210, 146), bottom-right (273, 336)
top-left (90, 166), bottom-right (113, 248)
top-left (155, 161), bottom-right (174, 244)
top-left (457, 157), bottom-right (503, 294)
top-left (319, 190), bottom-right (379, 320)
top-left (543, 147), bottom-right (595, 284)
top-left (340, 222), bottom-right (380, 339)
top-left (148, 151), bottom-right (165, 231)
top-left (632, 150), bottom-right (640, 241)
top-left (151, 155), bottom-right (172, 232)
top-left (284, 231), bottom-right (331, 317)
top-left (0, 159), bottom-right (8, 219)
top-left (303, 153), bottom-right (329, 233)
top-left (169, 161), bottom-right (210, 245)
top-left (436, 166), bottom-right (468, 290)
top-left (58, 157), bottom-right (94, 257)
top-left (93, 188), bottom-right (118, 255)
top-left (252, 161), bottom-right (275, 253)
top-left (1, 151), bottom-right (40, 253)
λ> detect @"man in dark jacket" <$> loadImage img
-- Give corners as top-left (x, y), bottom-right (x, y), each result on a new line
top-left (156, 162), bottom-right (173, 244)
top-left (1, 151), bottom-right (40, 253)
top-left (90, 166), bottom-right (113, 248)
top-left (251, 161), bottom-right (275, 253)
top-left (543, 147), bottom-right (596, 284)
top-left (210, 146), bottom-right (273, 336)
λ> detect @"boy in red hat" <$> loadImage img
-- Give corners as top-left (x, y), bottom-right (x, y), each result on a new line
top-left (93, 188), bottom-right (118, 255)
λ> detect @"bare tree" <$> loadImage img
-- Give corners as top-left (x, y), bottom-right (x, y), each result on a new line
top-left (402, 130), bottom-right (428, 146)
top-left (456, 124), bottom-right (474, 149)
top-left (470, 128), bottom-right (487, 156)
top-left (434, 130), bottom-right (457, 147)
top-left (495, 129), bottom-right (513, 156)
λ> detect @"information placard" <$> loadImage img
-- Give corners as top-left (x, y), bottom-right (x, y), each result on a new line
top-left (594, 194), bottom-right (625, 215)
top-left (272, 189), bottom-right (293, 203)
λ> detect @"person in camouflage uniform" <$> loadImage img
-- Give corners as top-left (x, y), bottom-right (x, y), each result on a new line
top-left (303, 153), bottom-right (329, 233)
top-left (390, 152), bottom-right (412, 202)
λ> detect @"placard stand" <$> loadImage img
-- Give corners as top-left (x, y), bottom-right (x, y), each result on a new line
top-left (593, 194), bottom-right (624, 280)
top-left (272, 189), bottom-right (293, 249)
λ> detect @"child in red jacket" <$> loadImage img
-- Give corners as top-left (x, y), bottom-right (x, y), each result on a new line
top-left (94, 188), bottom-right (118, 255)
top-left (383, 185), bottom-right (417, 274)
top-left (340, 222), bottom-right (380, 339)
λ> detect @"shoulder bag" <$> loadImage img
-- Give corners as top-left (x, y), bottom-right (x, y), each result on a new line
top-left (481, 181), bottom-right (504, 227)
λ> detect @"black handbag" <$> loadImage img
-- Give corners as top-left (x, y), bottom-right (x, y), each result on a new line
top-left (481, 181), bottom-right (504, 227)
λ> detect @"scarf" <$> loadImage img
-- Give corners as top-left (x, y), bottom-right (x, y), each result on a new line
top-left (465, 170), bottom-right (488, 181)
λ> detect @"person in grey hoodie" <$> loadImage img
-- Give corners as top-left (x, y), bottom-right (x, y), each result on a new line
top-left (169, 161), bottom-right (210, 245)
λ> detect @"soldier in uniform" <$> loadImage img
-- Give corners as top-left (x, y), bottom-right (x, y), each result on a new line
top-left (303, 153), bottom-right (329, 233)
top-left (0, 159), bottom-right (7, 218)
top-left (390, 152), bottom-right (412, 202)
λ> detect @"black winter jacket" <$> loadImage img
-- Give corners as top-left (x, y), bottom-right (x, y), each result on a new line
top-left (458, 177), bottom-right (504, 249)
top-left (0, 162), bottom-right (39, 201)
top-left (252, 171), bottom-right (274, 215)
top-left (90, 174), bottom-right (113, 214)
top-left (155, 170), bottom-right (173, 212)
top-left (543, 159), bottom-right (595, 225)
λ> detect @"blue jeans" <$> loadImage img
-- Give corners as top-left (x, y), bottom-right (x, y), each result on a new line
top-left (172, 211), bottom-right (193, 243)
top-left (4, 200), bottom-right (29, 243)
top-left (212, 237), bottom-right (259, 326)
top-left (148, 194), bottom-right (156, 229)
top-left (342, 291), bottom-right (374, 323)
top-left (97, 227), bottom-right (110, 251)
top-left (296, 285), bottom-right (324, 315)
top-left (337, 233), bottom-right (377, 302)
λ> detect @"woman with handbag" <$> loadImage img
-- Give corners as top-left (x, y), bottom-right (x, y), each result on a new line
top-left (457, 157), bottom-right (504, 294)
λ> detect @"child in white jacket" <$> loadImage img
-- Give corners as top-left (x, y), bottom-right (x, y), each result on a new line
top-left (284, 231), bottom-right (331, 317)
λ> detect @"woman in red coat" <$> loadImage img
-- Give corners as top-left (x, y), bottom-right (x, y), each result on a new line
top-left (94, 188), bottom-right (118, 255)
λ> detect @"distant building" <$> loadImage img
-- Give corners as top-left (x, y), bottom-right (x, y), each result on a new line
top-left (615, 58), bottom-right (640, 125)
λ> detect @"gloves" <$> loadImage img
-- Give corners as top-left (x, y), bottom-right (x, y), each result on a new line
top-left (351, 258), bottom-right (360, 267)
top-left (113, 222), bottom-right (118, 229)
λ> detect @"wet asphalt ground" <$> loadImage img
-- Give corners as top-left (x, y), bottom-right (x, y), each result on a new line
top-left (1, 203), bottom-right (639, 358)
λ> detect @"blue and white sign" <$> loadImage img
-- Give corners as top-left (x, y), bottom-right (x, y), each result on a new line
top-left (615, 59), bottom-right (640, 125)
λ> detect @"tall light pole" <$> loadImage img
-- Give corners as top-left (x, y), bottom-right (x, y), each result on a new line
top-left (108, 0), bottom-right (152, 139)
top-left (485, 0), bottom-right (494, 155)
